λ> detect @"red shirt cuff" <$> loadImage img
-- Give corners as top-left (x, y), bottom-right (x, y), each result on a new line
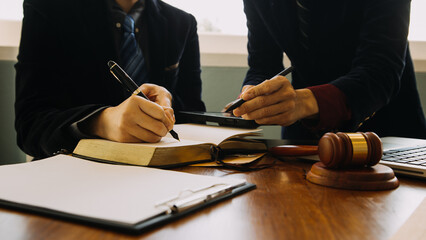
top-left (306, 84), bottom-right (351, 131)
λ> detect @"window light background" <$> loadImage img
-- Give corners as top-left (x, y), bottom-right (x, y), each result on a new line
top-left (0, 0), bottom-right (424, 40)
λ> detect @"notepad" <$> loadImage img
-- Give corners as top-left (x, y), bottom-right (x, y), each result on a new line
top-left (73, 123), bottom-right (266, 167)
top-left (0, 155), bottom-right (255, 232)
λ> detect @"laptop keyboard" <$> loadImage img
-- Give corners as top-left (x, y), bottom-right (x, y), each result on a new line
top-left (382, 145), bottom-right (426, 166)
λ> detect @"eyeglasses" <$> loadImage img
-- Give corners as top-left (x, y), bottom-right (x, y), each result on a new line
top-left (210, 146), bottom-right (275, 171)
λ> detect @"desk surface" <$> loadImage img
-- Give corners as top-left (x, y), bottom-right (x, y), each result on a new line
top-left (0, 156), bottom-right (425, 240)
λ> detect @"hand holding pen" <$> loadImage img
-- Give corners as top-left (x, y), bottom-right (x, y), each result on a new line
top-left (104, 60), bottom-right (179, 141)
top-left (229, 66), bottom-right (319, 127)
top-left (225, 66), bottom-right (294, 113)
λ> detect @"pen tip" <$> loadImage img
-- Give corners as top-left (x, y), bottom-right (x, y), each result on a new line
top-left (170, 130), bottom-right (180, 141)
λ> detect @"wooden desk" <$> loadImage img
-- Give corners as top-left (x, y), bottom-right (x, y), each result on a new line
top-left (0, 156), bottom-right (425, 240)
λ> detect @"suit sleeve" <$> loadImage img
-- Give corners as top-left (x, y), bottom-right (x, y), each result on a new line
top-left (173, 14), bottom-right (206, 112)
top-left (243, 0), bottom-right (285, 86)
top-left (15, 1), bottom-right (106, 158)
top-left (331, 0), bottom-right (411, 130)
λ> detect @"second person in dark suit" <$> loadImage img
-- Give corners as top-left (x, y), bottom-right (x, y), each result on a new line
top-left (231, 0), bottom-right (426, 140)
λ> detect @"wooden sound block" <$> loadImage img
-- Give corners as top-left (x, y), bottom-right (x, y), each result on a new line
top-left (306, 162), bottom-right (399, 190)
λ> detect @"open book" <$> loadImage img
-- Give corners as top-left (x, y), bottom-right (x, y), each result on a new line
top-left (0, 155), bottom-right (255, 232)
top-left (73, 124), bottom-right (266, 167)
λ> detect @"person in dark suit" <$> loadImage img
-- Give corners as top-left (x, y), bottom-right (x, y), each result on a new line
top-left (231, 0), bottom-right (426, 140)
top-left (15, 0), bottom-right (206, 159)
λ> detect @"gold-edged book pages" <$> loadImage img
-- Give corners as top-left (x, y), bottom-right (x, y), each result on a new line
top-left (73, 124), bottom-right (264, 167)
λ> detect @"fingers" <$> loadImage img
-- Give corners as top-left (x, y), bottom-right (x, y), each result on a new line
top-left (230, 77), bottom-right (304, 126)
top-left (255, 112), bottom-right (298, 126)
top-left (139, 83), bottom-right (174, 130)
top-left (116, 114), bottom-right (164, 143)
top-left (162, 106), bottom-right (175, 131)
top-left (241, 77), bottom-right (289, 101)
top-left (133, 96), bottom-right (176, 138)
top-left (234, 78), bottom-right (296, 117)
top-left (241, 85), bottom-right (254, 95)
top-left (140, 84), bottom-right (173, 108)
top-left (222, 100), bottom-right (235, 112)
top-left (91, 95), bottom-right (175, 143)
top-left (241, 98), bottom-right (296, 124)
top-left (136, 96), bottom-right (170, 126)
top-left (114, 97), bottom-right (170, 142)
top-left (235, 89), bottom-right (296, 116)
top-left (234, 87), bottom-right (319, 126)
top-left (222, 85), bottom-right (254, 112)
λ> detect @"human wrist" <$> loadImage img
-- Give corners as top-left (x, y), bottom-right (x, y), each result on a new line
top-left (79, 108), bottom-right (109, 138)
top-left (296, 88), bottom-right (319, 120)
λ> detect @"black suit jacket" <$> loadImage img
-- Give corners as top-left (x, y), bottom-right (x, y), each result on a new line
top-left (243, 0), bottom-right (426, 139)
top-left (15, 0), bottom-right (206, 158)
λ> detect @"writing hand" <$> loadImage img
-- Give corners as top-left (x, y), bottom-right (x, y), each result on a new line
top-left (88, 87), bottom-right (174, 143)
top-left (140, 83), bottom-right (175, 125)
top-left (232, 76), bottom-right (318, 126)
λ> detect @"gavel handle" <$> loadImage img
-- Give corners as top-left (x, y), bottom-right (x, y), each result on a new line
top-left (269, 145), bottom-right (318, 156)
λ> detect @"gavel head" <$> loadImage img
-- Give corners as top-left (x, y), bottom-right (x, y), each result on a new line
top-left (318, 132), bottom-right (383, 169)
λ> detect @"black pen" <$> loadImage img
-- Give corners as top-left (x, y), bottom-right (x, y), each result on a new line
top-left (107, 60), bottom-right (180, 141)
top-left (225, 66), bottom-right (294, 113)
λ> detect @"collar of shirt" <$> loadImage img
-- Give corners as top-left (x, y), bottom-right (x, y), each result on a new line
top-left (111, 0), bottom-right (145, 35)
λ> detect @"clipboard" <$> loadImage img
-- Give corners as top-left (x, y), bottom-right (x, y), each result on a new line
top-left (0, 155), bottom-right (255, 233)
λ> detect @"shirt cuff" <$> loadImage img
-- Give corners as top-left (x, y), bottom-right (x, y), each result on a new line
top-left (305, 84), bottom-right (351, 131)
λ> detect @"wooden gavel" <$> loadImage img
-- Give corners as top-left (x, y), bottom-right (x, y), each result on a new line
top-left (270, 132), bottom-right (399, 190)
top-left (269, 132), bottom-right (383, 168)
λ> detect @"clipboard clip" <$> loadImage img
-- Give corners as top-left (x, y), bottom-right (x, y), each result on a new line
top-left (155, 183), bottom-right (237, 213)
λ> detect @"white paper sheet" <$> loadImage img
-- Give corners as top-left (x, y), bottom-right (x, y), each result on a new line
top-left (0, 155), bottom-right (246, 225)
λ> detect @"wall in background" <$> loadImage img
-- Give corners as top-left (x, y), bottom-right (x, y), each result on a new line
top-left (1, 61), bottom-right (426, 164)
top-left (0, 60), bottom-right (25, 164)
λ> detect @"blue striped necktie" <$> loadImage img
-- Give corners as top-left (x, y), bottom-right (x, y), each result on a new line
top-left (120, 15), bottom-right (147, 85)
